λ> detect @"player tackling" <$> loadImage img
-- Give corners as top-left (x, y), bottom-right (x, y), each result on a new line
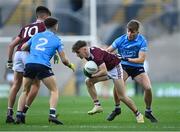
top-left (72, 40), bottom-right (144, 123)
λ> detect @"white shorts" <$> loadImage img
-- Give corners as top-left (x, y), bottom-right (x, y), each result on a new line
top-left (13, 51), bottom-right (29, 72)
top-left (107, 63), bottom-right (123, 79)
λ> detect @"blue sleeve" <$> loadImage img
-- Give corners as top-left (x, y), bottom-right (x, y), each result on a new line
top-left (112, 37), bottom-right (122, 49)
top-left (140, 39), bottom-right (148, 52)
top-left (57, 38), bottom-right (64, 52)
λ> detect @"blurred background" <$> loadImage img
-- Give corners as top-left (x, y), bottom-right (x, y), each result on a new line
top-left (0, 0), bottom-right (180, 98)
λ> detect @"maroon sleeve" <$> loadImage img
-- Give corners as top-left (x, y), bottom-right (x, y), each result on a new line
top-left (18, 28), bottom-right (23, 38)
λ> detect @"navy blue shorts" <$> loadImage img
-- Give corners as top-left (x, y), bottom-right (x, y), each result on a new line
top-left (122, 64), bottom-right (145, 79)
top-left (24, 63), bottom-right (54, 80)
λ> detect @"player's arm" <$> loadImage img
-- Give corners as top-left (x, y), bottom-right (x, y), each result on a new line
top-left (7, 37), bottom-right (21, 69)
top-left (106, 45), bottom-right (115, 52)
top-left (58, 51), bottom-right (75, 72)
top-left (21, 42), bottom-right (29, 51)
top-left (91, 63), bottom-right (107, 78)
top-left (53, 51), bottom-right (60, 64)
top-left (127, 51), bottom-right (146, 63)
top-left (8, 37), bottom-right (21, 61)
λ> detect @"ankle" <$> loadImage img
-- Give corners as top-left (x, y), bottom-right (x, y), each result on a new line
top-left (145, 108), bottom-right (152, 113)
top-left (135, 110), bottom-right (140, 116)
top-left (94, 100), bottom-right (101, 106)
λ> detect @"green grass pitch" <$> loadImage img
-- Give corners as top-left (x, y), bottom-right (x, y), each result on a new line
top-left (0, 96), bottom-right (180, 131)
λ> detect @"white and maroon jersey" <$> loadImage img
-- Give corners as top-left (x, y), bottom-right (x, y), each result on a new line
top-left (86, 47), bottom-right (120, 71)
top-left (16, 21), bottom-right (46, 51)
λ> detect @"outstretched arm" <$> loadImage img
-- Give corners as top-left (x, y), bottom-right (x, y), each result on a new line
top-left (58, 51), bottom-right (75, 72)
top-left (106, 45), bottom-right (115, 53)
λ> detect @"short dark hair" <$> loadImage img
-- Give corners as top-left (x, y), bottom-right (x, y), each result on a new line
top-left (44, 17), bottom-right (58, 29)
top-left (72, 40), bottom-right (87, 53)
top-left (36, 6), bottom-right (51, 17)
top-left (127, 19), bottom-right (140, 31)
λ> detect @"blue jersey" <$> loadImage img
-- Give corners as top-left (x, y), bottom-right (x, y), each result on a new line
top-left (112, 34), bottom-right (148, 67)
top-left (26, 30), bottom-right (64, 67)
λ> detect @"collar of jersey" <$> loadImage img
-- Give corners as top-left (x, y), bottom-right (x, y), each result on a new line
top-left (45, 29), bottom-right (55, 35)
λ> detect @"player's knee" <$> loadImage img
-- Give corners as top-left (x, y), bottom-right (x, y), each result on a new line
top-left (85, 78), bottom-right (90, 84)
top-left (11, 82), bottom-right (21, 93)
top-left (12, 80), bottom-right (21, 88)
top-left (85, 78), bottom-right (94, 87)
top-left (144, 86), bottom-right (152, 91)
top-left (118, 96), bottom-right (126, 101)
top-left (31, 84), bottom-right (40, 92)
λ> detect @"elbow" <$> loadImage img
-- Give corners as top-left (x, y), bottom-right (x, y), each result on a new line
top-left (9, 44), bottom-right (14, 50)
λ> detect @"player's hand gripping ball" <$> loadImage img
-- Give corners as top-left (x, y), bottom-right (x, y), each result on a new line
top-left (83, 61), bottom-right (98, 78)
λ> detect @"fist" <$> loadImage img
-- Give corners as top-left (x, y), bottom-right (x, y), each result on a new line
top-left (7, 60), bottom-right (13, 69)
top-left (68, 63), bottom-right (75, 72)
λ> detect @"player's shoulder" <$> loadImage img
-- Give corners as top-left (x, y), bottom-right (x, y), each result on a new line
top-left (91, 46), bottom-right (103, 53)
top-left (21, 22), bottom-right (44, 30)
top-left (49, 32), bottom-right (61, 44)
top-left (121, 34), bottom-right (127, 38)
top-left (116, 34), bottom-right (127, 41)
top-left (91, 46), bottom-right (100, 50)
top-left (51, 33), bottom-right (60, 42)
top-left (113, 34), bottom-right (126, 45)
top-left (138, 34), bottom-right (147, 41)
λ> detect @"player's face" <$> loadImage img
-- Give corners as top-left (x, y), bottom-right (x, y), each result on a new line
top-left (76, 47), bottom-right (88, 59)
top-left (127, 29), bottom-right (138, 40)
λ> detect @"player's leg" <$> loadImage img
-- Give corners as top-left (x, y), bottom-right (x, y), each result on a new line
top-left (7, 51), bottom-right (29, 123)
top-left (107, 70), bottom-right (129, 121)
top-left (6, 71), bottom-right (23, 123)
top-left (113, 78), bottom-right (144, 123)
top-left (22, 79), bottom-right (41, 115)
top-left (114, 70), bottom-right (129, 104)
top-left (42, 75), bottom-right (63, 125)
top-left (15, 77), bottom-right (33, 124)
top-left (107, 64), bottom-right (130, 121)
top-left (134, 73), bottom-right (158, 122)
top-left (85, 76), bottom-right (108, 115)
